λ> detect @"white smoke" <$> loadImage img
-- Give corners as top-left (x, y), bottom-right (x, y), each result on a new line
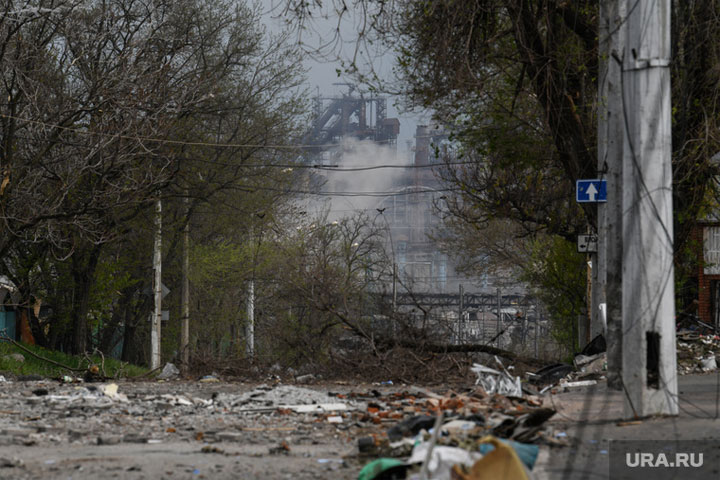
top-left (312, 137), bottom-right (411, 220)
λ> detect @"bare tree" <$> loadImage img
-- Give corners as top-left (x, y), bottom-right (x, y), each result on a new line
top-left (0, 0), bottom-right (307, 355)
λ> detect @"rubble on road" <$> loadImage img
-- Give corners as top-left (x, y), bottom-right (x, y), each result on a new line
top-left (471, 357), bottom-right (522, 397)
top-left (677, 330), bottom-right (720, 374)
top-left (0, 358), bottom-right (585, 479)
top-left (351, 375), bottom-right (561, 479)
top-left (157, 362), bottom-right (180, 380)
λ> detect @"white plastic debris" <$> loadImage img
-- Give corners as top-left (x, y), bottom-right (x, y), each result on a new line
top-left (407, 442), bottom-right (482, 480)
top-left (441, 419), bottom-right (478, 435)
top-left (101, 383), bottom-right (128, 402)
top-left (158, 363), bottom-right (180, 380)
top-left (471, 357), bottom-right (522, 397)
top-left (700, 355), bottom-right (717, 372)
top-left (281, 403), bottom-right (349, 413)
top-left (560, 380), bottom-right (598, 390)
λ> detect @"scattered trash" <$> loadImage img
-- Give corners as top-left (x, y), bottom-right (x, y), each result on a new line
top-left (0, 375), bottom-right (6, 382)
top-left (84, 364), bottom-right (103, 383)
top-left (677, 331), bottom-right (720, 374)
top-left (279, 403), bottom-right (349, 413)
top-left (32, 388), bottom-right (48, 396)
top-left (101, 383), bottom-right (118, 397)
top-left (358, 436), bottom-right (379, 455)
top-left (357, 458), bottom-right (408, 480)
top-left (527, 363), bottom-right (573, 386)
top-left (441, 419), bottom-right (479, 435)
top-left (451, 436), bottom-right (531, 480)
top-left (317, 458), bottom-right (344, 464)
top-left (471, 357), bottom-right (522, 397)
top-left (387, 415), bottom-right (436, 441)
top-left (700, 355), bottom-right (717, 372)
top-left (559, 380), bottom-right (597, 390)
top-left (198, 374), bottom-right (220, 383)
top-left (477, 438), bottom-right (539, 470)
top-left (158, 363), bottom-right (180, 380)
top-left (295, 373), bottom-right (315, 384)
top-left (407, 443), bottom-right (481, 480)
top-left (327, 415), bottom-right (343, 423)
top-left (579, 334), bottom-right (606, 356)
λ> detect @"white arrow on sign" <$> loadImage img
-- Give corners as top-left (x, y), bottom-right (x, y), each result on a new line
top-left (586, 183), bottom-right (598, 202)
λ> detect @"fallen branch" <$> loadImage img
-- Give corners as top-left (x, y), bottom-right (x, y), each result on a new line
top-left (0, 333), bottom-right (86, 372)
top-left (134, 364), bottom-right (164, 379)
top-left (393, 340), bottom-right (546, 367)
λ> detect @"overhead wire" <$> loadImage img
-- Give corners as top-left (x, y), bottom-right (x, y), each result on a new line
top-left (0, 112), bottom-right (474, 171)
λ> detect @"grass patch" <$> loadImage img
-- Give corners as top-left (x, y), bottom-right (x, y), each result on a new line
top-left (0, 340), bottom-right (148, 379)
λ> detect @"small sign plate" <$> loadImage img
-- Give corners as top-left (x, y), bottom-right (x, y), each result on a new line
top-left (576, 179), bottom-right (607, 203)
top-left (577, 234), bottom-right (598, 253)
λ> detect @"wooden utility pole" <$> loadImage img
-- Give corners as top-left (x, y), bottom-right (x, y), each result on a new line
top-left (599, 0), bottom-right (626, 390)
top-left (151, 198), bottom-right (162, 370)
top-left (620, 0), bottom-right (677, 417)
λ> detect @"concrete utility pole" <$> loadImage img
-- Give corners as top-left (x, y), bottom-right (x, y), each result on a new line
top-left (392, 263), bottom-right (397, 315)
top-left (151, 198), bottom-right (162, 371)
top-left (180, 194), bottom-right (190, 370)
top-left (246, 279), bottom-right (255, 358)
top-left (496, 288), bottom-right (501, 349)
top-left (599, 0), bottom-right (626, 390)
top-left (534, 300), bottom-right (540, 358)
top-left (458, 283), bottom-right (464, 344)
top-left (620, 0), bottom-right (677, 417)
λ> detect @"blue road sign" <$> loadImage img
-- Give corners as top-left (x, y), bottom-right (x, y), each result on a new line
top-left (576, 179), bottom-right (607, 203)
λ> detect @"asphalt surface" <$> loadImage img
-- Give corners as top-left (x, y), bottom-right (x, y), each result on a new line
top-left (535, 373), bottom-right (720, 479)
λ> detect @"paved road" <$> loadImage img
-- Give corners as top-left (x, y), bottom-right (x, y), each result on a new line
top-left (534, 373), bottom-right (720, 479)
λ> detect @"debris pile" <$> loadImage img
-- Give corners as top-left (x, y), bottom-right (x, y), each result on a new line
top-left (351, 362), bottom-right (562, 479)
top-left (677, 332), bottom-right (720, 374)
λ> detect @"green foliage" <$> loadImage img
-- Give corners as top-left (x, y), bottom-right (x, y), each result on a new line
top-left (0, 341), bottom-right (147, 379)
top-left (0, 0), bottom-right (308, 358)
top-left (519, 235), bottom-right (586, 352)
top-left (88, 256), bottom-right (139, 332)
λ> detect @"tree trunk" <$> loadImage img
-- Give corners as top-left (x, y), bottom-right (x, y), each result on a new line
top-left (70, 244), bottom-right (102, 355)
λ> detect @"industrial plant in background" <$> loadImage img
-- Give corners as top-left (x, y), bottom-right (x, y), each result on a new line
top-left (300, 87), bottom-right (543, 353)
top-left (301, 85), bottom-right (515, 295)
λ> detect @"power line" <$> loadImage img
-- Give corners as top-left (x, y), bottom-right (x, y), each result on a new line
top-left (0, 112), bottom-right (462, 155)
top-left (185, 157), bottom-right (472, 171)
top-left (226, 184), bottom-right (461, 197)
